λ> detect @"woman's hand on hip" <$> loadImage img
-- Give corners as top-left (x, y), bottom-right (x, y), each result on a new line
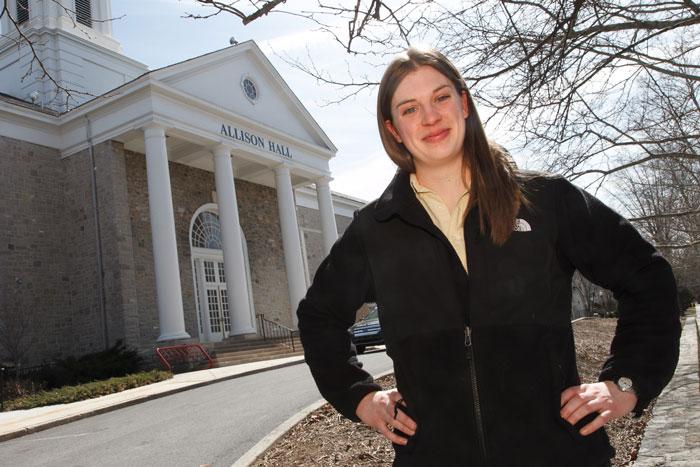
top-left (560, 381), bottom-right (638, 436)
top-left (356, 388), bottom-right (417, 445)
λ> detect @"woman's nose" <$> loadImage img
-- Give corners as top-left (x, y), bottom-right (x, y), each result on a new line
top-left (422, 103), bottom-right (441, 125)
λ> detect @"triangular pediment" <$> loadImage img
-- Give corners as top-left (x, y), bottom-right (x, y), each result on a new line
top-left (150, 42), bottom-right (334, 152)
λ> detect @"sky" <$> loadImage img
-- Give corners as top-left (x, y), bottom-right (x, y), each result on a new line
top-left (111, 0), bottom-right (399, 202)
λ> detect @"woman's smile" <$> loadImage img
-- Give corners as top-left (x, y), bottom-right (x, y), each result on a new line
top-left (422, 128), bottom-right (450, 143)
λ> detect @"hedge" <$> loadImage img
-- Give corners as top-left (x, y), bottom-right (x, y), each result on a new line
top-left (3, 370), bottom-right (172, 411)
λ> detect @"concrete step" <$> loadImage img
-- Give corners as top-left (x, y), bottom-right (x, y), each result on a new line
top-left (213, 345), bottom-right (301, 359)
top-left (212, 340), bottom-right (302, 354)
top-left (213, 336), bottom-right (301, 348)
top-left (213, 350), bottom-right (304, 367)
top-left (209, 335), bottom-right (304, 368)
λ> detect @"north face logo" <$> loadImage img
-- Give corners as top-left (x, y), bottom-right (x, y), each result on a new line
top-left (514, 218), bottom-right (532, 232)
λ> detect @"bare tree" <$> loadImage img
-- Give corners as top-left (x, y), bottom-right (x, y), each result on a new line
top-left (572, 271), bottom-right (598, 319)
top-left (617, 157), bottom-right (700, 299)
top-left (192, 1), bottom-right (700, 186)
top-left (572, 271), bottom-right (618, 319)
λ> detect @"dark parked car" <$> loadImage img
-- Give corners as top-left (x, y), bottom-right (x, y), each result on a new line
top-left (349, 304), bottom-right (383, 354)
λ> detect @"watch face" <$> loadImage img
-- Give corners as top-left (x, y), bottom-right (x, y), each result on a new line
top-left (618, 377), bottom-right (633, 392)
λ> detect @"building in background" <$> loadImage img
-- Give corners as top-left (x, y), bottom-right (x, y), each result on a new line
top-left (0, 0), bottom-right (365, 365)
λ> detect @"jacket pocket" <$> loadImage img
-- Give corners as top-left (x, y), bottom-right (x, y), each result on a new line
top-left (550, 357), bottom-right (592, 442)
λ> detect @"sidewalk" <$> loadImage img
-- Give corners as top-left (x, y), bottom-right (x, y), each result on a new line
top-left (0, 354), bottom-right (305, 442)
top-left (633, 305), bottom-right (700, 466)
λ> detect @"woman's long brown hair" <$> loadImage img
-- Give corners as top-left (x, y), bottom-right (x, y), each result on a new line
top-left (377, 47), bottom-right (522, 245)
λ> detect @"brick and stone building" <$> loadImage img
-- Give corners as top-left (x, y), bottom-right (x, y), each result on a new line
top-left (0, 0), bottom-right (365, 365)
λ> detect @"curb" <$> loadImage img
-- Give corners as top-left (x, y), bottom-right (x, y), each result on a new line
top-left (231, 398), bottom-right (328, 467)
top-left (232, 368), bottom-right (396, 467)
top-left (632, 311), bottom-right (700, 465)
top-left (0, 357), bottom-right (306, 443)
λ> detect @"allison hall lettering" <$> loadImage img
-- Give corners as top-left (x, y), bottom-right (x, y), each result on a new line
top-left (220, 124), bottom-right (292, 159)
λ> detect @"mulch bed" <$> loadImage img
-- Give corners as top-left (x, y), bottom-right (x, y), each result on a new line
top-left (252, 318), bottom-right (654, 466)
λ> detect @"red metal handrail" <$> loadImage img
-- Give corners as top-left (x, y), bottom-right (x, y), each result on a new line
top-left (155, 344), bottom-right (213, 373)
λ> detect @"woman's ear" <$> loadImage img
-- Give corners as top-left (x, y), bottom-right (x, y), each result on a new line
top-left (461, 91), bottom-right (469, 119)
top-left (385, 120), bottom-right (403, 143)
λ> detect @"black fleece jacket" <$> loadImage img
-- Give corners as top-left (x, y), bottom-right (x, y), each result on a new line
top-left (297, 170), bottom-right (680, 467)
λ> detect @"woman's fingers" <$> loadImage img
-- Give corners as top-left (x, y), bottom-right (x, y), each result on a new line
top-left (566, 398), bottom-right (606, 426)
top-left (580, 410), bottom-right (613, 436)
top-left (559, 382), bottom-right (637, 435)
top-left (356, 389), bottom-right (417, 444)
top-left (560, 385), bottom-right (589, 421)
top-left (390, 411), bottom-right (417, 436)
top-left (393, 406), bottom-right (417, 434)
top-left (378, 421), bottom-right (411, 445)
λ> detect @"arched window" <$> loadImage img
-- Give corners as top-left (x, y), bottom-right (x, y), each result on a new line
top-left (191, 211), bottom-right (222, 250)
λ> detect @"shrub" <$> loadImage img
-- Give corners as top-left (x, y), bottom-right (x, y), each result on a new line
top-left (40, 340), bottom-right (143, 390)
top-left (3, 370), bottom-right (171, 411)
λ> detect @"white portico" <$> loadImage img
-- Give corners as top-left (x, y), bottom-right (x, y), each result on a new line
top-left (110, 42), bottom-right (337, 340)
top-left (1, 37), bottom-right (341, 344)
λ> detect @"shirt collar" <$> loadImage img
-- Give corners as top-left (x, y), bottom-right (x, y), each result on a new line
top-left (409, 173), bottom-right (432, 194)
top-left (409, 172), bottom-right (470, 200)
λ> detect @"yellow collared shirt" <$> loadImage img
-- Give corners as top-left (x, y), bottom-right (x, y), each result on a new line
top-left (410, 173), bottom-right (470, 273)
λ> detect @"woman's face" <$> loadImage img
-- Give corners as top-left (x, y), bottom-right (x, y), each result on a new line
top-left (385, 66), bottom-right (468, 172)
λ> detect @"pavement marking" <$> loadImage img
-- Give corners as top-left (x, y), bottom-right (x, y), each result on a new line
top-left (30, 432), bottom-right (96, 442)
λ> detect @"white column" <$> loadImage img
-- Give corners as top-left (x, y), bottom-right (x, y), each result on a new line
top-left (213, 144), bottom-right (255, 335)
top-left (315, 177), bottom-right (338, 255)
top-left (143, 124), bottom-right (190, 341)
top-left (275, 165), bottom-right (307, 326)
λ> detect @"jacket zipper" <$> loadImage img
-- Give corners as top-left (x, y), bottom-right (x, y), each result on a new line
top-left (465, 326), bottom-right (488, 463)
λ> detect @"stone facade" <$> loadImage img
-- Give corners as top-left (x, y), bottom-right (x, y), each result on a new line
top-left (297, 205), bottom-right (352, 284)
top-left (0, 134), bottom-right (356, 365)
top-left (1, 135), bottom-right (77, 364)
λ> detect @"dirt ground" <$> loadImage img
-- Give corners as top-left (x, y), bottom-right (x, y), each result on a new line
top-left (252, 319), bottom-right (653, 466)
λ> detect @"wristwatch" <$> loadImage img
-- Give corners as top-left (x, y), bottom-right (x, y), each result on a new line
top-left (615, 377), bottom-right (636, 394)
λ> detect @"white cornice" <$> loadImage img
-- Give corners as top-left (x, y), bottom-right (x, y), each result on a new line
top-left (295, 185), bottom-right (367, 218)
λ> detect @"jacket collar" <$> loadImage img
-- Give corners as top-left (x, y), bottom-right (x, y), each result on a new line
top-left (374, 169), bottom-right (420, 221)
top-left (374, 168), bottom-right (482, 239)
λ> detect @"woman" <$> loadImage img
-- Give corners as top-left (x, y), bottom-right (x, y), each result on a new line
top-left (297, 48), bottom-right (680, 467)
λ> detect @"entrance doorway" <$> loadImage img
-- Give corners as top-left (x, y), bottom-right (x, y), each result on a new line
top-left (190, 205), bottom-right (255, 342)
top-left (197, 258), bottom-right (230, 341)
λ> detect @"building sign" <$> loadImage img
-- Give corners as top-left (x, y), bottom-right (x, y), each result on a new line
top-left (220, 124), bottom-right (292, 159)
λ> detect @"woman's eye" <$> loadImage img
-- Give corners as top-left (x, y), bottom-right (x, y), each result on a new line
top-left (401, 106), bottom-right (417, 116)
top-left (436, 94), bottom-right (451, 102)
